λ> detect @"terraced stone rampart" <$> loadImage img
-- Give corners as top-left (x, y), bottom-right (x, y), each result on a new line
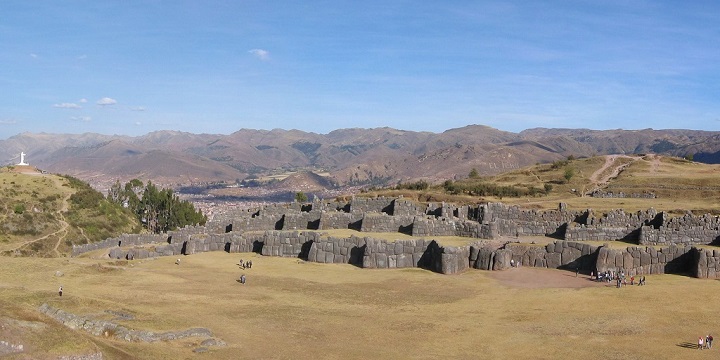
top-left (71, 197), bottom-right (720, 278)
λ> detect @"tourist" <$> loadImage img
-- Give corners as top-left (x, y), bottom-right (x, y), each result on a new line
top-left (175, 258), bottom-right (180, 265)
top-left (240, 274), bottom-right (246, 284)
top-left (630, 276), bottom-right (634, 285)
top-left (698, 336), bottom-right (704, 350)
top-left (58, 286), bottom-right (63, 297)
top-left (248, 260), bottom-right (253, 269)
top-left (708, 334), bottom-right (713, 349)
top-left (510, 259), bottom-right (515, 268)
top-left (575, 267), bottom-right (579, 277)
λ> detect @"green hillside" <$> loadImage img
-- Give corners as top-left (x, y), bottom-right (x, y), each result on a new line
top-left (0, 167), bottom-right (142, 257)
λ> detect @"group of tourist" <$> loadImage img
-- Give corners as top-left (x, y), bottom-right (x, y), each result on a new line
top-left (238, 259), bottom-right (253, 269)
top-left (590, 270), bottom-right (646, 287)
top-left (238, 258), bottom-right (253, 285)
top-left (699, 334), bottom-right (714, 349)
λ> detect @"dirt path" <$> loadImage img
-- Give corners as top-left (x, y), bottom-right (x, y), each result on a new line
top-left (649, 153), bottom-right (661, 173)
top-left (587, 154), bottom-right (640, 193)
top-left (488, 266), bottom-right (607, 289)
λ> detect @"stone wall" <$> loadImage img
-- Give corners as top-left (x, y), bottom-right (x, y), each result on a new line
top-left (694, 248), bottom-right (720, 279)
top-left (639, 212), bottom-right (720, 245)
top-left (38, 303), bottom-right (216, 343)
top-left (307, 236), bottom-right (367, 265)
top-left (360, 213), bottom-right (414, 233)
top-left (595, 244), bottom-right (693, 276)
top-left (565, 224), bottom-right (638, 242)
top-left (70, 197), bottom-right (720, 279)
top-left (73, 233), bottom-right (167, 257)
top-left (231, 213), bottom-right (283, 232)
top-left (362, 238), bottom-right (436, 270)
top-left (350, 197), bottom-right (395, 214)
top-left (319, 211), bottom-right (363, 230)
top-left (411, 217), bottom-right (458, 237)
top-left (590, 190), bottom-right (656, 198)
top-left (470, 241), bottom-right (598, 273)
top-left (260, 231), bottom-right (321, 258)
top-left (283, 211), bottom-right (322, 230)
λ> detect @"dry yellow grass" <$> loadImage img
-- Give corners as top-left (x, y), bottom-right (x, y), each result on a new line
top-left (364, 154), bottom-right (720, 215)
top-left (2, 252), bottom-right (719, 359)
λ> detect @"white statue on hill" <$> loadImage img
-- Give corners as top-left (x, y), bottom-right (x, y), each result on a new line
top-left (17, 152), bottom-right (28, 166)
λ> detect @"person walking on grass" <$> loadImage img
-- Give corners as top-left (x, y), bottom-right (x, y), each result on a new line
top-left (58, 286), bottom-right (63, 297)
top-left (698, 336), bottom-right (704, 350)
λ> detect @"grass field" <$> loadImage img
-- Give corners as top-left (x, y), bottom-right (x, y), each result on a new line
top-left (2, 252), bottom-right (719, 359)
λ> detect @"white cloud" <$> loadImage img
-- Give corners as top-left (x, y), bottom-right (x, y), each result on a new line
top-left (130, 106), bottom-right (146, 111)
top-left (134, 121), bottom-right (142, 126)
top-left (53, 103), bottom-right (82, 109)
top-left (79, 98), bottom-right (88, 103)
top-left (0, 119), bottom-right (18, 125)
top-left (97, 97), bottom-right (117, 106)
top-left (70, 116), bottom-right (92, 122)
top-left (77, 54), bottom-right (87, 60)
top-left (249, 49), bottom-right (270, 61)
top-left (30, 53), bottom-right (38, 59)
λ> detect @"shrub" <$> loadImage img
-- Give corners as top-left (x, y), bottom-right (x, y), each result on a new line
top-left (13, 204), bottom-right (25, 214)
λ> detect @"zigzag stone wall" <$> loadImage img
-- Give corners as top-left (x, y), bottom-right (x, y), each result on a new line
top-left (70, 197), bottom-right (720, 278)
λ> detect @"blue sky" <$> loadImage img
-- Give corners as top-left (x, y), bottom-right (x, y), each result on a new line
top-left (1, 1), bottom-right (718, 139)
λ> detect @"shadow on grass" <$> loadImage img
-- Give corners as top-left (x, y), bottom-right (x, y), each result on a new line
top-left (676, 342), bottom-right (700, 349)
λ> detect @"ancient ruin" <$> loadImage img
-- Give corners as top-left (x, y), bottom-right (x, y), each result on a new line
top-left (72, 197), bottom-right (720, 278)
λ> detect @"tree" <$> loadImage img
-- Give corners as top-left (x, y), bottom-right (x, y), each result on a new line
top-left (295, 191), bottom-right (308, 203)
top-left (564, 167), bottom-right (575, 183)
top-left (469, 168), bottom-right (480, 179)
top-left (107, 179), bottom-right (205, 233)
top-left (684, 153), bottom-right (694, 161)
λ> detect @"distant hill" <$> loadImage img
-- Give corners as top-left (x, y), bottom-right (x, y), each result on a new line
top-left (2, 125), bottom-right (719, 190)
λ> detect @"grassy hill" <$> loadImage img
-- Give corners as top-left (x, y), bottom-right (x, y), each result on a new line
top-left (360, 154), bottom-right (720, 215)
top-left (0, 166), bottom-right (142, 257)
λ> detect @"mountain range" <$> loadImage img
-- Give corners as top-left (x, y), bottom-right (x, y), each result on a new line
top-left (3, 125), bottom-right (720, 190)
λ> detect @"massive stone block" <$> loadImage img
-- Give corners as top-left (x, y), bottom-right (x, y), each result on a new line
top-left (695, 249), bottom-right (708, 278)
top-left (493, 249), bottom-right (513, 271)
top-left (474, 247), bottom-right (494, 270)
top-left (545, 252), bottom-right (561, 269)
